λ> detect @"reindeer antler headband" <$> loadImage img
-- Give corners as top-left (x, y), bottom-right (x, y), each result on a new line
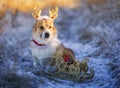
top-left (32, 6), bottom-right (58, 20)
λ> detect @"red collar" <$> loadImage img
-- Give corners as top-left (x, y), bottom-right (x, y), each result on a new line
top-left (32, 39), bottom-right (46, 46)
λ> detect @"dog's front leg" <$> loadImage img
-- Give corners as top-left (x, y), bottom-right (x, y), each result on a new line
top-left (33, 56), bottom-right (41, 68)
top-left (44, 57), bottom-right (57, 74)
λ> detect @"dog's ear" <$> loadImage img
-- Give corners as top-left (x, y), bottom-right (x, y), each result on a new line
top-left (49, 7), bottom-right (58, 20)
top-left (32, 6), bottom-right (41, 19)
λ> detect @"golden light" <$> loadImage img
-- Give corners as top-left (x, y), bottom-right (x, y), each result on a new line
top-left (0, 0), bottom-right (79, 17)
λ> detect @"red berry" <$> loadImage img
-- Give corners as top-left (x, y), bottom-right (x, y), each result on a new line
top-left (63, 54), bottom-right (70, 62)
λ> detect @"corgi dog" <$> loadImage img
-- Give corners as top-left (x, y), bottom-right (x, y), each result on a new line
top-left (31, 7), bottom-right (75, 73)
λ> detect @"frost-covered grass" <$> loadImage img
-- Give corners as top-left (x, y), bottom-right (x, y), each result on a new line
top-left (0, 2), bottom-right (120, 88)
top-left (0, 27), bottom-right (115, 88)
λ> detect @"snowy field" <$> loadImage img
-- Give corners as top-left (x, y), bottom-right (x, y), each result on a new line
top-left (0, 2), bottom-right (120, 88)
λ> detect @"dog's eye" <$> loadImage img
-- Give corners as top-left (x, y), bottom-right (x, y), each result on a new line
top-left (40, 26), bottom-right (44, 29)
top-left (49, 26), bottom-right (52, 29)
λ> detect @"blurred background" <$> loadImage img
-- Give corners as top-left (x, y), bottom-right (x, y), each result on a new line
top-left (0, 0), bottom-right (120, 88)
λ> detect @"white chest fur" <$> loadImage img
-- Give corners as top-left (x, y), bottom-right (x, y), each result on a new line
top-left (31, 44), bottom-right (56, 59)
top-left (30, 39), bottom-right (61, 68)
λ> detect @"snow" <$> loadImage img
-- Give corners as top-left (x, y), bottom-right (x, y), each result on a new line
top-left (0, 1), bottom-right (120, 88)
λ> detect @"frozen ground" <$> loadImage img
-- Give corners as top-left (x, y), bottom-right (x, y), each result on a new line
top-left (0, 2), bottom-right (120, 88)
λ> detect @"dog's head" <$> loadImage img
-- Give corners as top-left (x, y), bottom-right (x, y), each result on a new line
top-left (32, 7), bottom-right (58, 44)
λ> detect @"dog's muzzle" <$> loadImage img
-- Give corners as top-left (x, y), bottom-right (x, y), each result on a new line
top-left (44, 32), bottom-right (50, 38)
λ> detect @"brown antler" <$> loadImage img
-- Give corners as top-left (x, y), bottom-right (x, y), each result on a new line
top-left (32, 6), bottom-right (41, 18)
top-left (49, 7), bottom-right (58, 20)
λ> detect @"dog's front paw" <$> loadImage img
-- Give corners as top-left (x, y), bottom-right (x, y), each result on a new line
top-left (45, 65), bottom-right (57, 74)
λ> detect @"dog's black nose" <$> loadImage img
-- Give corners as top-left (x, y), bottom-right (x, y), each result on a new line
top-left (45, 32), bottom-right (50, 38)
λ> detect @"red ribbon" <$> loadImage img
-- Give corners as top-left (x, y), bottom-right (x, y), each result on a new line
top-left (32, 39), bottom-right (46, 46)
top-left (63, 54), bottom-right (70, 62)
